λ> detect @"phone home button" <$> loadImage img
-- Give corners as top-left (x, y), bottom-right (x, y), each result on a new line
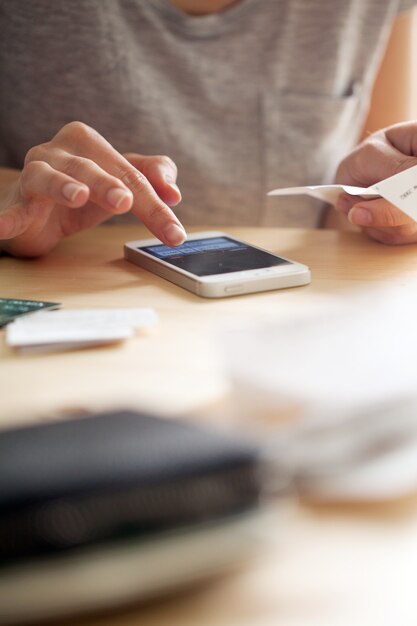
top-left (225, 284), bottom-right (244, 294)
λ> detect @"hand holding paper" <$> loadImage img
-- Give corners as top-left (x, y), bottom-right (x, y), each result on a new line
top-left (268, 163), bottom-right (417, 224)
top-left (269, 121), bottom-right (417, 244)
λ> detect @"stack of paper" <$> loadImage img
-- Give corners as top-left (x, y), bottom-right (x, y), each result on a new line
top-left (6, 308), bottom-right (159, 354)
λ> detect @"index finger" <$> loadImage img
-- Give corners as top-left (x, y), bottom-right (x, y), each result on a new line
top-left (57, 123), bottom-right (186, 246)
top-left (115, 165), bottom-right (186, 246)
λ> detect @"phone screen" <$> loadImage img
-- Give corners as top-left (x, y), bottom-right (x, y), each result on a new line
top-left (140, 236), bottom-right (290, 276)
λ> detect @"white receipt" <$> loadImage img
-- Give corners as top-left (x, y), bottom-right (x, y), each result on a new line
top-left (6, 308), bottom-right (159, 353)
top-left (268, 164), bottom-right (417, 222)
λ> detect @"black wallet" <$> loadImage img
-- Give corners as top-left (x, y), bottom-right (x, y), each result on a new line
top-left (0, 410), bottom-right (261, 565)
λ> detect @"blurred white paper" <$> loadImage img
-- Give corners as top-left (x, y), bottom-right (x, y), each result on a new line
top-left (223, 288), bottom-right (417, 418)
top-left (8, 308), bottom-right (159, 330)
top-left (268, 164), bottom-right (417, 222)
top-left (221, 287), bottom-right (417, 500)
top-left (263, 395), bottom-right (417, 501)
top-left (6, 308), bottom-right (159, 352)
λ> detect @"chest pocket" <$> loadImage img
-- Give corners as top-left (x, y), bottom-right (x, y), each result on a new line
top-left (261, 84), bottom-right (365, 227)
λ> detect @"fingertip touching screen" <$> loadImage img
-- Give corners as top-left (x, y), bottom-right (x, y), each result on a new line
top-left (140, 237), bottom-right (290, 277)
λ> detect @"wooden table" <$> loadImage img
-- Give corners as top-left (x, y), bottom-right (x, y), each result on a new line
top-left (3, 225), bottom-right (417, 626)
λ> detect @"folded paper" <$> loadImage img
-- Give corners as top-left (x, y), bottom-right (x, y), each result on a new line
top-left (268, 164), bottom-right (417, 222)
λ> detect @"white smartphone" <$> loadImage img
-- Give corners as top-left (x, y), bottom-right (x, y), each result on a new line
top-left (124, 231), bottom-right (311, 298)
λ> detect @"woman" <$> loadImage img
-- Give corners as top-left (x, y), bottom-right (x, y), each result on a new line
top-left (0, 0), bottom-right (416, 257)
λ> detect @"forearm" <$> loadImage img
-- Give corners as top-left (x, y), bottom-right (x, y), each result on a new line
top-left (362, 9), bottom-right (416, 136)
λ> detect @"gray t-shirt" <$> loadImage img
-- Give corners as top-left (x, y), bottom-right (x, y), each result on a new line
top-left (0, 0), bottom-right (415, 227)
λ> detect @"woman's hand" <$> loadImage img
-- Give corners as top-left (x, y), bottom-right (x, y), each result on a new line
top-left (335, 121), bottom-right (417, 245)
top-left (0, 121), bottom-right (186, 257)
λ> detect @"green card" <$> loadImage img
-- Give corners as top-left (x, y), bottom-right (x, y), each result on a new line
top-left (0, 298), bottom-right (61, 327)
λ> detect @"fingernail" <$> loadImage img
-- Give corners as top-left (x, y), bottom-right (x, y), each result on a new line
top-left (163, 223), bottom-right (186, 246)
top-left (169, 182), bottom-right (181, 194)
top-left (165, 175), bottom-right (181, 194)
top-left (107, 187), bottom-right (132, 210)
top-left (348, 207), bottom-right (372, 226)
top-left (62, 182), bottom-right (85, 203)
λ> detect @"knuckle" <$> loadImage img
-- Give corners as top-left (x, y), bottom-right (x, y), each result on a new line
top-left (21, 161), bottom-right (57, 198)
top-left (62, 155), bottom-right (93, 178)
top-left (365, 129), bottom-right (385, 146)
top-left (20, 164), bottom-right (33, 190)
top-left (24, 146), bottom-right (38, 165)
top-left (22, 160), bottom-right (42, 178)
top-left (24, 143), bottom-right (48, 165)
top-left (118, 167), bottom-right (148, 194)
top-left (147, 202), bottom-right (168, 222)
top-left (20, 160), bottom-right (45, 190)
top-left (56, 121), bottom-right (96, 144)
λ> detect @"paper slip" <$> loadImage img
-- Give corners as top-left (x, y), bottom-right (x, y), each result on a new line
top-left (268, 164), bottom-right (417, 222)
top-left (6, 308), bottom-right (159, 353)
